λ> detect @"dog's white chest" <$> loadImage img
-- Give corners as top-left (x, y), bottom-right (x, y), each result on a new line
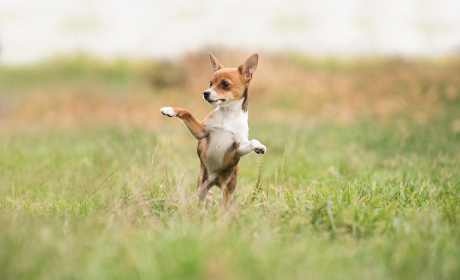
top-left (203, 105), bottom-right (248, 171)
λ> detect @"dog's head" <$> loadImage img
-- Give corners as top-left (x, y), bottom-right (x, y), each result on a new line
top-left (203, 53), bottom-right (258, 107)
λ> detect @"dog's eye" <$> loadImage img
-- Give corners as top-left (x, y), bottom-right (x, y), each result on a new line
top-left (209, 81), bottom-right (212, 87)
top-left (221, 81), bottom-right (229, 88)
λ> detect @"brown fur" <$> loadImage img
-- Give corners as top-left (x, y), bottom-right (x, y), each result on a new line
top-left (242, 88), bottom-right (249, 112)
top-left (161, 53), bottom-right (261, 207)
top-left (174, 108), bottom-right (206, 139)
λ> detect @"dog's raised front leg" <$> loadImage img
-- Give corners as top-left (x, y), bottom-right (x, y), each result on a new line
top-left (237, 139), bottom-right (267, 156)
top-left (160, 107), bottom-right (207, 140)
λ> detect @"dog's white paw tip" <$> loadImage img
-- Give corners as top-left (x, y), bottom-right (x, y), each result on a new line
top-left (160, 107), bottom-right (177, 117)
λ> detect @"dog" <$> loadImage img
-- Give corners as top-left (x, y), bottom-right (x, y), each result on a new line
top-left (160, 53), bottom-right (266, 206)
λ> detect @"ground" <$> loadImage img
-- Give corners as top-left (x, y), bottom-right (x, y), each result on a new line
top-left (1, 52), bottom-right (459, 279)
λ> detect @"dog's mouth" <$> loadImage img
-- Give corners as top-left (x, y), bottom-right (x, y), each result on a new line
top-left (206, 98), bottom-right (226, 104)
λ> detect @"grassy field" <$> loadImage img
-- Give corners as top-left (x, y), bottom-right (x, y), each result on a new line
top-left (1, 52), bottom-right (460, 279)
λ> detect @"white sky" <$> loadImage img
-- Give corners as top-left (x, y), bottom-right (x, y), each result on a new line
top-left (1, 0), bottom-right (460, 64)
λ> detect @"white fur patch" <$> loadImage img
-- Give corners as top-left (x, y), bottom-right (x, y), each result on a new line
top-left (160, 107), bottom-right (177, 117)
top-left (202, 98), bottom-right (250, 171)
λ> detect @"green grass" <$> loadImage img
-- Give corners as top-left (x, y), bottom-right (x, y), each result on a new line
top-left (1, 55), bottom-right (460, 279)
top-left (1, 118), bottom-right (459, 280)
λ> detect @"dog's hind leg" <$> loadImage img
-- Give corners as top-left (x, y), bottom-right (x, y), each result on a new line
top-left (196, 143), bottom-right (216, 208)
top-left (197, 177), bottom-right (216, 204)
top-left (219, 166), bottom-right (238, 207)
top-left (197, 170), bottom-right (217, 203)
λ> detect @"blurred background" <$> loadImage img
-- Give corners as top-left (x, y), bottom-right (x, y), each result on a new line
top-left (0, 0), bottom-right (460, 158)
top-left (1, 0), bottom-right (460, 130)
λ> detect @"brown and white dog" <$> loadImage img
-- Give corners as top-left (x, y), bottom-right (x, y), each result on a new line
top-left (160, 53), bottom-right (266, 206)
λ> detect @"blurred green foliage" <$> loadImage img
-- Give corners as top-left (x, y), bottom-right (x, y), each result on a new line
top-left (0, 55), bottom-right (187, 92)
top-left (0, 55), bottom-right (140, 89)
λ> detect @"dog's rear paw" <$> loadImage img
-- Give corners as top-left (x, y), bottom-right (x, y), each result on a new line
top-left (160, 107), bottom-right (178, 117)
top-left (205, 190), bottom-right (213, 208)
top-left (254, 144), bottom-right (267, 154)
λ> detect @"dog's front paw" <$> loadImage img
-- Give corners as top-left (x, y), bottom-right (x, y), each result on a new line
top-left (253, 140), bottom-right (267, 154)
top-left (160, 107), bottom-right (178, 117)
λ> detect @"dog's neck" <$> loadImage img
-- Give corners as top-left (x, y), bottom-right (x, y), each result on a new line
top-left (208, 97), bottom-right (249, 140)
top-left (208, 97), bottom-right (249, 130)
top-left (216, 98), bottom-right (247, 116)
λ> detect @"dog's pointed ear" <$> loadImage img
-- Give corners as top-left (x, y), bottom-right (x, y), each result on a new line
top-left (238, 54), bottom-right (258, 81)
top-left (209, 53), bottom-right (224, 72)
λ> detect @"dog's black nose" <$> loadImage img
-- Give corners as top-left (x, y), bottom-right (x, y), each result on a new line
top-left (203, 91), bottom-right (210, 99)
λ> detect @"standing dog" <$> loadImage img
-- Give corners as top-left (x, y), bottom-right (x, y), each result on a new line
top-left (160, 53), bottom-right (266, 206)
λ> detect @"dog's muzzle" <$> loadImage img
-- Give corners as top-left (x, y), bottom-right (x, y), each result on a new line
top-left (203, 91), bottom-right (211, 101)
